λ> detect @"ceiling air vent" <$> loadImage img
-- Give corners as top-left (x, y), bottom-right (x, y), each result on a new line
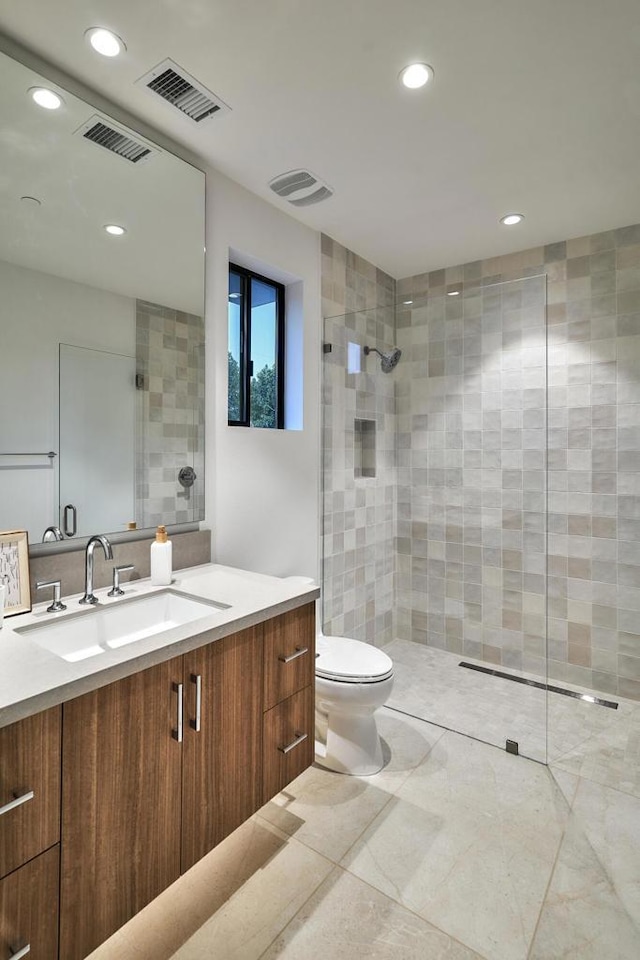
top-left (137, 58), bottom-right (230, 122)
top-left (269, 169), bottom-right (334, 206)
top-left (75, 115), bottom-right (157, 164)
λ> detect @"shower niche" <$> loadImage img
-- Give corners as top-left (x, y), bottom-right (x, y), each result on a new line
top-left (354, 418), bottom-right (376, 478)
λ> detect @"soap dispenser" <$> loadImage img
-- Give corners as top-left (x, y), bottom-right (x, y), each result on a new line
top-left (150, 525), bottom-right (172, 586)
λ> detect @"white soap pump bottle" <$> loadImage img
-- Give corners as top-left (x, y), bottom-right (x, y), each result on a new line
top-left (150, 525), bottom-right (172, 586)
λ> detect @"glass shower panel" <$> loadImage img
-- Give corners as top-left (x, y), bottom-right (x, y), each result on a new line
top-left (392, 276), bottom-right (548, 761)
top-left (322, 276), bottom-right (548, 763)
top-left (322, 307), bottom-right (397, 649)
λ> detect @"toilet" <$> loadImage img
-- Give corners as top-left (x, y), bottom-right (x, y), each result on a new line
top-left (281, 579), bottom-right (394, 777)
top-left (315, 633), bottom-right (394, 776)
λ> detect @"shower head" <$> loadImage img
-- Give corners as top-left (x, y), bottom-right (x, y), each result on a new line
top-left (363, 344), bottom-right (402, 373)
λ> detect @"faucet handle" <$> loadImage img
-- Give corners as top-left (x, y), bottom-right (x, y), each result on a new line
top-left (108, 564), bottom-right (135, 597)
top-left (36, 579), bottom-right (67, 613)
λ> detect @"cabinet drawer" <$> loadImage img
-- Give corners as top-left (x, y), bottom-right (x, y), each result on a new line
top-left (263, 603), bottom-right (315, 710)
top-left (263, 685), bottom-right (314, 803)
top-left (0, 845), bottom-right (59, 960)
top-left (0, 708), bottom-right (61, 879)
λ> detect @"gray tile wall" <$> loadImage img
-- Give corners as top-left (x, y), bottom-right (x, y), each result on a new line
top-left (135, 301), bottom-right (205, 528)
top-left (321, 236), bottom-right (397, 645)
top-left (398, 222), bottom-right (640, 701)
top-left (395, 276), bottom-right (547, 681)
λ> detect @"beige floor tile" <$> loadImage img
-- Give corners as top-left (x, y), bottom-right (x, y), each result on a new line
top-left (551, 709), bottom-right (640, 798)
top-left (341, 732), bottom-right (569, 960)
top-left (257, 761), bottom-right (394, 863)
top-left (260, 867), bottom-right (487, 960)
top-left (529, 796), bottom-right (640, 959)
top-left (172, 837), bottom-right (333, 960)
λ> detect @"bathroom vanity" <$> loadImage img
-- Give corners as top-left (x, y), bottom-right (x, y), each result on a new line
top-left (0, 564), bottom-right (318, 959)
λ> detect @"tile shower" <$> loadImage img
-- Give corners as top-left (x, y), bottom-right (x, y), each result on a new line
top-left (322, 222), bottom-right (640, 725)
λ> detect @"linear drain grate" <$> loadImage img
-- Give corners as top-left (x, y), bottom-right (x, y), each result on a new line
top-left (459, 661), bottom-right (618, 709)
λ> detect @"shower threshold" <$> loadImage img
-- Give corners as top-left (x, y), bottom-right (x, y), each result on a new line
top-left (459, 661), bottom-right (618, 709)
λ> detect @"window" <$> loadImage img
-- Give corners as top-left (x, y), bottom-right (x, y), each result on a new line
top-left (228, 264), bottom-right (285, 428)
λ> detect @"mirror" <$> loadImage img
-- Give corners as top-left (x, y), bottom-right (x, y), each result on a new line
top-left (0, 48), bottom-right (206, 545)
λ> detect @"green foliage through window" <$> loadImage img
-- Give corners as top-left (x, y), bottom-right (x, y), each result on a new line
top-left (228, 264), bottom-right (284, 428)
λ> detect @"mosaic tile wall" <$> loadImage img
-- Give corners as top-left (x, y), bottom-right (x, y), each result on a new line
top-left (135, 300), bottom-right (205, 528)
top-left (397, 222), bottom-right (640, 700)
top-left (321, 235), bottom-right (397, 645)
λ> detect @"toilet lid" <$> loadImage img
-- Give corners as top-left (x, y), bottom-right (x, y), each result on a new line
top-left (316, 635), bottom-right (393, 683)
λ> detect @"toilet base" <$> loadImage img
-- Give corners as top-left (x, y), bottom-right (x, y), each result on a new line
top-left (315, 709), bottom-right (384, 776)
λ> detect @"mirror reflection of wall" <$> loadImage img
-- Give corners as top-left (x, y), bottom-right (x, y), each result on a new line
top-left (0, 47), bottom-right (205, 545)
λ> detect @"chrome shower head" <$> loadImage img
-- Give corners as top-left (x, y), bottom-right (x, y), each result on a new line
top-left (363, 344), bottom-right (402, 373)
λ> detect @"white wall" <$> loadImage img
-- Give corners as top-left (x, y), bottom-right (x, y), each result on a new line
top-left (204, 169), bottom-right (321, 579)
top-left (0, 259), bottom-right (134, 540)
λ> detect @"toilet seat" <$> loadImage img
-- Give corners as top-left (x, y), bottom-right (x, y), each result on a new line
top-left (316, 635), bottom-right (393, 683)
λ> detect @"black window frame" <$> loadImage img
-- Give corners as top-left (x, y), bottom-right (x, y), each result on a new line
top-left (228, 263), bottom-right (285, 429)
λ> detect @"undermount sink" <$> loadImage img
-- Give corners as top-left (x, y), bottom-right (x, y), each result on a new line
top-left (16, 589), bottom-right (230, 663)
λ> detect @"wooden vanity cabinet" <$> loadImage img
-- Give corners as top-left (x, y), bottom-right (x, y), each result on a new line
top-left (0, 846), bottom-right (60, 960)
top-left (0, 707), bottom-right (61, 879)
top-left (0, 708), bottom-right (61, 960)
top-left (181, 624), bottom-right (263, 872)
top-left (60, 657), bottom-right (184, 960)
top-left (42, 600), bottom-right (315, 959)
top-left (262, 603), bottom-right (315, 802)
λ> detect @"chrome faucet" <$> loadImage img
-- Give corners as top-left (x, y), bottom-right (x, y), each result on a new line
top-left (79, 535), bottom-right (113, 605)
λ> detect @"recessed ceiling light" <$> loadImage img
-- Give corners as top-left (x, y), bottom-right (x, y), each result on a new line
top-left (104, 224), bottom-right (126, 236)
top-left (86, 27), bottom-right (126, 57)
top-left (500, 213), bottom-right (524, 226)
top-left (399, 63), bottom-right (434, 89)
top-left (447, 290), bottom-right (460, 297)
top-left (30, 87), bottom-right (63, 110)
top-left (403, 300), bottom-right (413, 305)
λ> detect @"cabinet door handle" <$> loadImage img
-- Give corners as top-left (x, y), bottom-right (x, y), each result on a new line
top-left (0, 790), bottom-right (34, 817)
top-left (278, 731), bottom-right (308, 755)
top-left (10, 945), bottom-right (31, 959)
top-left (190, 673), bottom-right (202, 732)
top-left (278, 646), bottom-right (309, 664)
top-left (173, 682), bottom-right (183, 742)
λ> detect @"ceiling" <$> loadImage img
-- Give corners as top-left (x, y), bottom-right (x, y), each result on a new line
top-left (0, 0), bottom-right (639, 279)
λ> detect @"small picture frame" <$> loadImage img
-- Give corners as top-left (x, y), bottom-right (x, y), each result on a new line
top-left (0, 530), bottom-right (31, 617)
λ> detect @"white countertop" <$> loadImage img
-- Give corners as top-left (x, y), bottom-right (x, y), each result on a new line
top-left (0, 563), bottom-right (319, 729)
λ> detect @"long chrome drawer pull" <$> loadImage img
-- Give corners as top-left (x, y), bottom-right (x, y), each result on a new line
top-left (10, 944), bottom-right (31, 959)
top-left (191, 673), bottom-right (202, 732)
top-left (278, 732), bottom-right (308, 755)
top-left (0, 791), bottom-right (34, 817)
top-left (173, 682), bottom-right (184, 742)
top-left (278, 646), bottom-right (309, 664)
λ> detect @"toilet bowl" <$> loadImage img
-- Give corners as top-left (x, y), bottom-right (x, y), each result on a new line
top-left (315, 634), bottom-right (394, 776)
top-left (279, 580), bottom-right (394, 776)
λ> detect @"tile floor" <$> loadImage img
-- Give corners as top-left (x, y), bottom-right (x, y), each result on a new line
top-left (89, 694), bottom-right (640, 960)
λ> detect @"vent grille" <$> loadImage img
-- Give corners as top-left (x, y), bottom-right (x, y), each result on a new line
top-left (268, 169), bottom-right (333, 206)
top-left (290, 186), bottom-right (333, 207)
top-left (76, 116), bottom-right (156, 164)
top-left (138, 59), bottom-right (229, 123)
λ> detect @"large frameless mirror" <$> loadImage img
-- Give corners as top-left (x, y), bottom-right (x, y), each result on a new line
top-left (0, 47), bottom-right (205, 546)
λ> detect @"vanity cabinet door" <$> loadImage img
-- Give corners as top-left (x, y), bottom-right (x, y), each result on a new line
top-left (0, 845), bottom-right (59, 960)
top-left (0, 707), bottom-right (61, 879)
top-left (181, 625), bottom-right (263, 873)
top-left (262, 685), bottom-right (314, 803)
top-left (263, 603), bottom-right (315, 710)
top-left (60, 657), bottom-right (183, 960)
